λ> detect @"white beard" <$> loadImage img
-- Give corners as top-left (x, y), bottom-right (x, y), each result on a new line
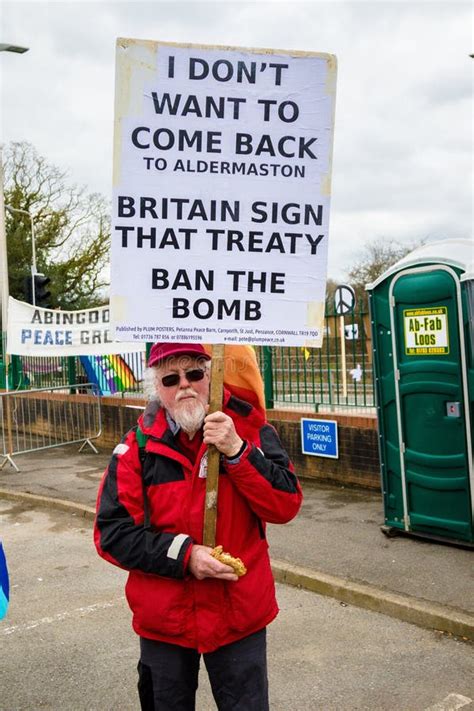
top-left (173, 396), bottom-right (206, 437)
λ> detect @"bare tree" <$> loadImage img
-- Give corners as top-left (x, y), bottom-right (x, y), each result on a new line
top-left (345, 236), bottom-right (425, 309)
top-left (4, 142), bottom-right (110, 309)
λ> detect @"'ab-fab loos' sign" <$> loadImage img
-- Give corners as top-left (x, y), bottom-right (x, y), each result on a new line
top-left (403, 307), bottom-right (449, 355)
top-left (110, 39), bottom-right (337, 348)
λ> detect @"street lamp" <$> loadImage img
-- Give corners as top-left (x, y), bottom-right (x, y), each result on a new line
top-left (0, 42), bottom-right (31, 321)
top-left (0, 42), bottom-right (30, 396)
top-left (0, 44), bottom-right (29, 54)
top-left (5, 205), bottom-right (38, 304)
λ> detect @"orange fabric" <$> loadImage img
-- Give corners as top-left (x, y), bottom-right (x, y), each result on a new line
top-left (203, 345), bottom-right (266, 417)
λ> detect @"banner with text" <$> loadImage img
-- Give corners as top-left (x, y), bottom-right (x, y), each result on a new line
top-left (111, 39), bottom-right (337, 347)
top-left (6, 297), bottom-right (145, 356)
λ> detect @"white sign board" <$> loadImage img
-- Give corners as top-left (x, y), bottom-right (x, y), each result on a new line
top-left (344, 323), bottom-right (359, 340)
top-left (6, 297), bottom-right (145, 356)
top-left (110, 39), bottom-right (337, 347)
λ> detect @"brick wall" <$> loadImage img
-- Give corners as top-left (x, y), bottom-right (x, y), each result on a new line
top-left (268, 411), bottom-right (381, 490)
top-left (98, 401), bottom-right (382, 490)
top-left (95, 396), bottom-right (145, 448)
top-left (5, 393), bottom-right (381, 490)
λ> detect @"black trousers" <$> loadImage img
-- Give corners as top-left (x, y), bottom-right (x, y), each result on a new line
top-left (137, 628), bottom-right (269, 711)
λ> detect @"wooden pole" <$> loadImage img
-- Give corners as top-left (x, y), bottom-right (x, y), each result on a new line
top-left (202, 343), bottom-right (225, 547)
top-left (339, 315), bottom-right (347, 400)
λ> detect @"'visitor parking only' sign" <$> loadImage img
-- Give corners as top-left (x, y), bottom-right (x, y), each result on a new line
top-left (301, 418), bottom-right (338, 459)
top-left (110, 39), bottom-right (337, 347)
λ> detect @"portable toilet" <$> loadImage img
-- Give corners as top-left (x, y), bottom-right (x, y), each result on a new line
top-left (367, 238), bottom-right (473, 544)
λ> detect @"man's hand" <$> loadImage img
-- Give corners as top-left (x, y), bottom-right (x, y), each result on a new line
top-left (188, 544), bottom-right (238, 581)
top-left (203, 410), bottom-right (244, 458)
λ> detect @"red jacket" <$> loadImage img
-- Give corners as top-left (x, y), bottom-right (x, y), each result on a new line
top-left (94, 389), bottom-right (302, 653)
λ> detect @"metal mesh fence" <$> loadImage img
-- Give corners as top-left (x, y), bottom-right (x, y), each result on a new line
top-left (1, 307), bottom-right (374, 411)
top-left (8, 351), bottom-right (147, 398)
top-left (255, 306), bottom-right (374, 412)
top-left (0, 383), bottom-right (101, 471)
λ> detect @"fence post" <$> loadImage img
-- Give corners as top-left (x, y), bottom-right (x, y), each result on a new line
top-left (67, 357), bottom-right (77, 394)
top-left (262, 346), bottom-right (274, 410)
top-left (10, 355), bottom-right (22, 389)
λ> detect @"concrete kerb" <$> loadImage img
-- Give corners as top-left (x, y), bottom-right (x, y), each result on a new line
top-left (271, 562), bottom-right (474, 642)
top-left (1, 488), bottom-right (473, 642)
top-left (0, 488), bottom-right (96, 521)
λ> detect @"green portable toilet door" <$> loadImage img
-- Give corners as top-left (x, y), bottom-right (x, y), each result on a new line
top-left (390, 265), bottom-right (473, 542)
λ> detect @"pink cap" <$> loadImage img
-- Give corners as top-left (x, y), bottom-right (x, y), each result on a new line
top-left (147, 342), bottom-right (211, 368)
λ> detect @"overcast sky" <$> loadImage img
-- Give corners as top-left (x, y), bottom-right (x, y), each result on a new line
top-left (1, 0), bottom-right (472, 280)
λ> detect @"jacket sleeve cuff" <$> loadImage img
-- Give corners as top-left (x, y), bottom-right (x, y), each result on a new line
top-left (225, 440), bottom-right (250, 465)
top-left (183, 542), bottom-right (193, 572)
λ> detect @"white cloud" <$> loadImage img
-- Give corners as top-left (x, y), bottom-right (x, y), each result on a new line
top-left (1, 0), bottom-right (472, 283)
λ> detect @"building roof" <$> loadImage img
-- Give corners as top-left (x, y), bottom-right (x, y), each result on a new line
top-left (366, 238), bottom-right (474, 290)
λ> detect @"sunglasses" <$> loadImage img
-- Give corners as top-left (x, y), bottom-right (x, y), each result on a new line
top-left (161, 369), bottom-right (206, 388)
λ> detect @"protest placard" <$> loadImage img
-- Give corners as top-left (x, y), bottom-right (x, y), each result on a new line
top-left (110, 39), bottom-right (337, 348)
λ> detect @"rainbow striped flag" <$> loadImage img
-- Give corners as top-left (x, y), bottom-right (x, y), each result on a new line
top-left (80, 355), bottom-right (138, 395)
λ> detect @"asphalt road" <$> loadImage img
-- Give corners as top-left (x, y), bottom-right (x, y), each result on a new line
top-left (1, 501), bottom-right (473, 711)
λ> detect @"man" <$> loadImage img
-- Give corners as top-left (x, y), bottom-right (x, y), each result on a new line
top-left (95, 342), bottom-right (302, 710)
